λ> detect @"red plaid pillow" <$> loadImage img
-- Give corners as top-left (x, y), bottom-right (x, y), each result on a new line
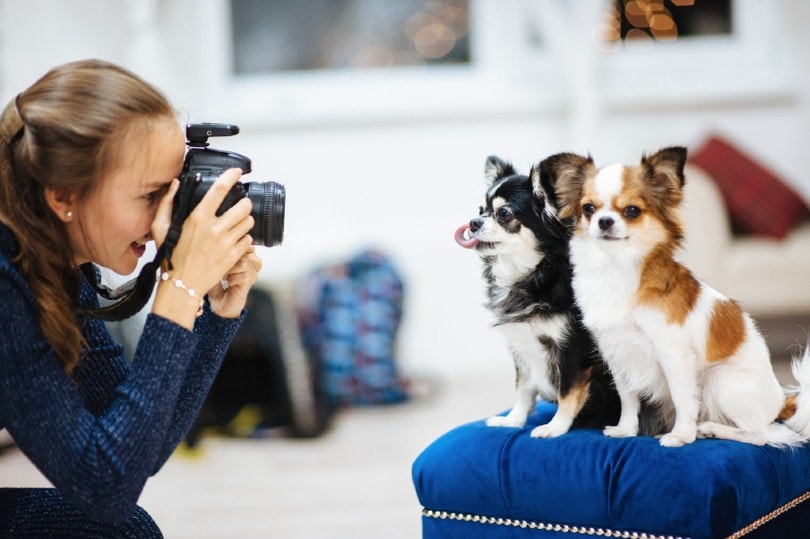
top-left (689, 136), bottom-right (809, 239)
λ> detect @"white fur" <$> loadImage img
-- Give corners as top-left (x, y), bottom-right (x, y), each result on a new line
top-left (783, 347), bottom-right (810, 439)
top-left (571, 164), bottom-right (808, 447)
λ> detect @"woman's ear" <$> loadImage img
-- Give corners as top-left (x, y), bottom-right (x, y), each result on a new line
top-left (43, 187), bottom-right (78, 223)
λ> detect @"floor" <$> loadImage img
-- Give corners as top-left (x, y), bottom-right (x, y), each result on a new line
top-left (0, 353), bottom-right (799, 538)
top-left (0, 373), bottom-right (515, 539)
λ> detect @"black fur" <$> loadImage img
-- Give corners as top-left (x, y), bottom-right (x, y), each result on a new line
top-left (464, 156), bottom-right (620, 433)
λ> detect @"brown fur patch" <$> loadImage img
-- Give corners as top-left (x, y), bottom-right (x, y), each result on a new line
top-left (636, 245), bottom-right (701, 325)
top-left (778, 394), bottom-right (798, 421)
top-left (621, 166), bottom-right (685, 246)
top-left (557, 369), bottom-right (592, 418)
top-left (581, 181), bottom-right (602, 211)
top-left (706, 299), bottom-right (747, 361)
top-left (615, 179), bottom-right (648, 214)
top-left (537, 153), bottom-right (597, 221)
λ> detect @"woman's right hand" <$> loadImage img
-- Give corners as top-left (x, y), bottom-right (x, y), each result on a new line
top-left (150, 168), bottom-right (254, 329)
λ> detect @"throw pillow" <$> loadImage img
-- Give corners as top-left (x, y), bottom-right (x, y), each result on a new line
top-left (689, 135), bottom-right (808, 239)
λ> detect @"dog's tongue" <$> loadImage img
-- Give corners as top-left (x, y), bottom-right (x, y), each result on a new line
top-left (454, 224), bottom-right (479, 249)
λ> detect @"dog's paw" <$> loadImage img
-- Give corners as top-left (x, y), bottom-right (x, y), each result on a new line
top-left (659, 430), bottom-right (696, 447)
top-left (530, 423), bottom-right (568, 439)
top-left (603, 425), bottom-right (637, 438)
top-left (696, 423), bottom-right (719, 439)
top-left (486, 416), bottom-right (525, 428)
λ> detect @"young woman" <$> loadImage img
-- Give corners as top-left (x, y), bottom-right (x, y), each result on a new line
top-left (0, 59), bottom-right (262, 536)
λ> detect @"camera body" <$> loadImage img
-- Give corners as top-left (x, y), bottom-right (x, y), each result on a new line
top-left (176, 123), bottom-right (285, 247)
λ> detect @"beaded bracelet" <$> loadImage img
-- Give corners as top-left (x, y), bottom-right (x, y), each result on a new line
top-left (159, 271), bottom-right (204, 317)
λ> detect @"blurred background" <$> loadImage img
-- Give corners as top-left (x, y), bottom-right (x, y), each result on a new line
top-left (1, 1), bottom-right (809, 537)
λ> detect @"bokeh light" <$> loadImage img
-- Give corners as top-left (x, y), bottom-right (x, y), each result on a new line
top-left (594, 0), bottom-right (730, 51)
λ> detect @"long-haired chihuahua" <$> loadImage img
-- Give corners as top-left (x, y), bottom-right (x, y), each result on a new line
top-left (536, 147), bottom-right (810, 447)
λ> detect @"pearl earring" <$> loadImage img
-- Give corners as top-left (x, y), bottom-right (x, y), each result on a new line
top-left (66, 211), bottom-right (73, 219)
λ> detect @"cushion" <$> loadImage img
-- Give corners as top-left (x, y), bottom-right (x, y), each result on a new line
top-left (412, 402), bottom-right (810, 538)
top-left (689, 136), bottom-right (808, 239)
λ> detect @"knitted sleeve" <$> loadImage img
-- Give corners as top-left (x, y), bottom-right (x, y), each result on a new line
top-left (0, 270), bottom-right (199, 523)
top-left (71, 281), bottom-right (244, 473)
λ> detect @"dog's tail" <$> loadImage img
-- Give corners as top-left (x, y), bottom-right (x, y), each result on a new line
top-left (779, 346), bottom-right (810, 442)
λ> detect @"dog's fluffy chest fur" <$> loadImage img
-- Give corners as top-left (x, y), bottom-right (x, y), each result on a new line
top-left (485, 253), bottom-right (544, 319)
top-left (489, 251), bottom-right (542, 290)
top-left (569, 238), bottom-right (639, 329)
top-left (569, 238), bottom-right (669, 401)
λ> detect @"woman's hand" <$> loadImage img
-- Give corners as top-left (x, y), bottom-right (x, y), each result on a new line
top-left (206, 247), bottom-right (263, 319)
top-left (150, 168), bottom-right (258, 328)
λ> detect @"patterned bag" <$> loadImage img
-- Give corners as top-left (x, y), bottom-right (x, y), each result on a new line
top-left (298, 250), bottom-right (409, 407)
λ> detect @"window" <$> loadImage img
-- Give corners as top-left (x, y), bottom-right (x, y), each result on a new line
top-left (589, 0), bottom-right (793, 108)
top-left (598, 0), bottom-right (732, 47)
top-left (231, 0), bottom-right (470, 74)
top-left (180, 0), bottom-right (793, 125)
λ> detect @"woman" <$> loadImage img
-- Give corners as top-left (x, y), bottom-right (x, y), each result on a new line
top-left (0, 59), bottom-right (261, 536)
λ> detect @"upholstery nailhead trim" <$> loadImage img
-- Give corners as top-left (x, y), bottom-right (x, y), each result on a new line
top-left (423, 491), bottom-right (810, 539)
top-left (420, 508), bottom-right (686, 538)
top-left (728, 490), bottom-right (810, 538)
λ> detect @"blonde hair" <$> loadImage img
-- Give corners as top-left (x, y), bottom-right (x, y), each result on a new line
top-left (0, 59), bottom-right (176, 372)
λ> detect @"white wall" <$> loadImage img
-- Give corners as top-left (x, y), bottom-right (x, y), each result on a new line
top-left (2, 0), bottom-right (809, 380)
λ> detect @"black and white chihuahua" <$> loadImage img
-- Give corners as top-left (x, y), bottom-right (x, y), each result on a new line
top-left (454, 156), bottom-right (620, 437)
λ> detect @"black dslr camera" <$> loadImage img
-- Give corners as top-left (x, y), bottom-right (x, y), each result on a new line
top-left (84, 123), bottom-right (286, 322)
top-left (175, 123), bottom-right (285, 247)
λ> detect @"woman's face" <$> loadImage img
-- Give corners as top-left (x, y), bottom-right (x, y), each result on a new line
top-left (68, 116), bottom-right (185, 275)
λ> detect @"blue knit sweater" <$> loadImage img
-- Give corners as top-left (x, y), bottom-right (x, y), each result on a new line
top-left (0, 224), bottom-right (243, 523)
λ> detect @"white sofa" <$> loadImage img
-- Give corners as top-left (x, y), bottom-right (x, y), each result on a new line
top-left (679, 165), bottom-right (810, 354)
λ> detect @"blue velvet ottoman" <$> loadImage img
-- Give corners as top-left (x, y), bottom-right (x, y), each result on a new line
top-left (412, 402), bottom-right (810, 538)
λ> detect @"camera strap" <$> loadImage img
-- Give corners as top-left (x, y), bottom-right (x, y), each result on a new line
top-left (83, 175), bottom-right (199, 321)
top-left (81, 259), bottom-right (162, 321)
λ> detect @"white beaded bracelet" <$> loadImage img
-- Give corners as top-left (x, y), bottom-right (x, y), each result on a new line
top-left (160, 271), bottom-right (204, 317)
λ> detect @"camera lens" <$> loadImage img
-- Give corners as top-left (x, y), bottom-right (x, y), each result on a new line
top-left (245, 181), bottom-right (285, 247)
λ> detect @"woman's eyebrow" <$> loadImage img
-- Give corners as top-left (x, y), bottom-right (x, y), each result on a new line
top-left (149, 178), bottom-right (173, 188)
top-left (140, 180), bottom-right (172, 195)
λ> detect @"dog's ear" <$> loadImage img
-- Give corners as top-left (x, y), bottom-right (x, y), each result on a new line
top-left (534, 152), bottom-right (594, 220)
top-left (641, 146), bottom-right (686, 189)
top-left (640, 146), bottom-right (687, 204)
top-left (529, 164), bottom-right (556, 218)
top-left (484, 155), bottom-right (516, 187)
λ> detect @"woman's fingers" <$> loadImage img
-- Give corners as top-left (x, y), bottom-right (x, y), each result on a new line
top-left (192, 167), bottom-right (243, 216)
top-left (207, 250), bottom-right (263, 318)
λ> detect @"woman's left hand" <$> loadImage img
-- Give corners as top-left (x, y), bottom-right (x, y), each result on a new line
top-left (206, 247), bottom-right (263, 319)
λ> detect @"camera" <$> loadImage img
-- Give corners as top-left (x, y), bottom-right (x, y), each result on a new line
top-left (175, 123), bottom-right (285, 247)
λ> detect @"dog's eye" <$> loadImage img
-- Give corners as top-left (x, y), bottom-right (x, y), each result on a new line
top-left (623, 206), bottom-right (641, 220)
top-left (497, 207), bottom-right (513, 222)
top-left (478, 206), bottom-right (484, 216)
top-left (582, 203), bottom-right (596, 217)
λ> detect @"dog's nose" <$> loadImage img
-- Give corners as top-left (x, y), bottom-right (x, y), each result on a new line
top-left (598, 216), bottom-right (614, 231)
top-left (470, 218), bottom-right (483, 232)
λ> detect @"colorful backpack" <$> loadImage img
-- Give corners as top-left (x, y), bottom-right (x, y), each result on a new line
top-left (298, 250), bottom-right (409, 407)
